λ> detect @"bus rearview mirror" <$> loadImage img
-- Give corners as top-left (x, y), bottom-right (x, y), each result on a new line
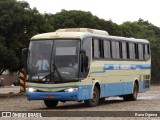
top-left (22, 48), bottom-right (29, 68)
top-left (80, 49), bottom-right (86, 55)
top-left (80, 54), bottom-right (88, 73)
top-left (22, 48), bottom-right (29, 55)
top-left (84, 56), bottom-right (88, 68)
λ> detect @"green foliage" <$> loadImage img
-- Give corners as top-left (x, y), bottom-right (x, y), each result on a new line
top-left (119, 20), bottom-right (158, 39)
top-left (48, 9), bottom-right (120, 35)
top-left (0, 1), bottom-right (160, 83)
top-left (119, 19), bottom-right (160, 83)
top-left (0, 0), bottom-right (53, 75)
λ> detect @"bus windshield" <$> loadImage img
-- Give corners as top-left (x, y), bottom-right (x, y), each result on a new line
top-left (27, 39), bottom-right (80, 83)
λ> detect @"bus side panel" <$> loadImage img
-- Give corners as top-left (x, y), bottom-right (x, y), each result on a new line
top-left (105, 83), bottom-right (123, 97)
top-left (123, 82), bottom-right (133, 94)
top-left (104, 82), bottom-right (133, 97)
top-left (100, 83), bottom-right (106, 98)
top-left (78, 84), bottom-right (93, 100)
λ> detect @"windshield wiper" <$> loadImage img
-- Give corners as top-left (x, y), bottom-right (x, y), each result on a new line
top-left (52, 63), bottom-right (64, 82)
top-left (40, 63), bottom-right (64, 82)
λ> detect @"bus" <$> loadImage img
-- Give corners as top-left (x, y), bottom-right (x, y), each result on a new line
top-left (23, 28), bottom-right (151, 108)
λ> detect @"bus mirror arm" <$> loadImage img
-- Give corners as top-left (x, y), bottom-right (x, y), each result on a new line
top-left (22, 48), bottom-right (29, 55)
top-left (80, 49), bottom-right (86, 55)
top-left (84, 56), bottom-right (88, 69)
top-left (80, 49), bottom-right (88, 72)
top-left (21, 48), bottom-right (29, 68)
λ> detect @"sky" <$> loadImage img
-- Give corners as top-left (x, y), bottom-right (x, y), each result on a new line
top-left (18, 0), bottom-right (160, 27)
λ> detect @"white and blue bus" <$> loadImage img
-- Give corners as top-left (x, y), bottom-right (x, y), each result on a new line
top-left (24, 28), bottom-right (151, 107)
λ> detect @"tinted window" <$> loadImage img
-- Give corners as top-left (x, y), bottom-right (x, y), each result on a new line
top-left (144, 44), bottom-right (150, 60)
top-left (56, 47), bottom-right (76, 55)
top-left (82, 38), bottom-right (91, 77)
top-left (138, 44), bottom-right (143, 60)
top-left (147, 44), bottom-right (150, 55)
top-left (111, 41), bottom-right (117, 59)
top-left (119, 42), bottom-right (123, 59)
top-left (126, 42), bottom-right (130, 59)
top-left (116, 42), bottom-right (120, 59)
top-left (82, 38), bottom-right (91, 61)
top-left (134, 43), bottom-right (139, 59)
top-left (111, 41), bottom-right (120, 59)
top-left (122, 42), bottom-right (127, 59)
top-left (129, 43), bottom-right (135, 59)
top-left (92, 39), bottom-right (99, 58)
top-left (104, 40), bottom-right (111, 58)
top-left (99, 40), bottom-right (104, 58)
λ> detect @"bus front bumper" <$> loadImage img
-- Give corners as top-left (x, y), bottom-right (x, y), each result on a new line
top-left (26, 90), bottom-right (80, 101)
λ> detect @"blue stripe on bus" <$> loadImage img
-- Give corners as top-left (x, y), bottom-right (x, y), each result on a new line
top-left (26, 85), bottom-right (92, 101)
top-left (26, 81), bottom-right (149, 101)
top-left (101, 82), bottom-right (133, 97)
top-left (90, 64), bottom-right (151, 74)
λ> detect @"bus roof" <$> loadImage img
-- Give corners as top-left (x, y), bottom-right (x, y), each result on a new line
top-left (31, 28), bottom-right (109, 39)
top-left (56, 28), bottom-right (109, 35)
top-left (104, 36), bottom-right (149, 43)
top-left (31, 28), bottom-right (149, 43)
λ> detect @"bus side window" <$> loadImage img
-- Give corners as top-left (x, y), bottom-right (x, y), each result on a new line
top-left (82, 38), bottom-right (91, 75)
top-left (143, 44), bottom-right (145, 59)
top-left (110, 41), bottom-right (112, 59)
top-left (119, 42), bottom-right (123, 59)
top-left (92, 39), bottom-right (99, 58)
top-left (135, 43), bottom-right (139, 59)
top-left (147, 44), bottom-right (150, 55)
top-left (122, 42), bottom-right (127, 59)
top-left (104, 40), bottom-right (111, 59)
top-left (144, 44), bottom-right (150, 60)
top-left (82, 38), bottom-right (91, 63)
top-left (111, 41), bottom-right (117, 59)
top-left (138, 44), bottom-right (143, 60)
top-left (129, 43), bottom-right (135, 59)
top-left (99, 39), bottom-right (104, 58)
top-left (115, 42), bottom-right (120, 59)
top-left (126, 42), bottom-right (130, 59)
top-left (111, 41), bottom-right (120, 59)
top-left (92, 39), bottom-right (94, 57)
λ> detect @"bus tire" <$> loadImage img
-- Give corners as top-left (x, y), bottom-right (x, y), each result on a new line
top-left (123, 82), bottom-right (138, 101)
top-left (84, 86), bottom-right (99, 107)
top-left (44, 100), bottom-right (58, 108)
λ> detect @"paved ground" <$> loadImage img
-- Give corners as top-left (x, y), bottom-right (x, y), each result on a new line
top-left (0, 85), bottom-right (160, 120)
top-left (0, 86), bottom-right (20, 94)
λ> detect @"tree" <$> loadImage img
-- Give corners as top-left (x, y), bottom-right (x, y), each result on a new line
top-left (47, 9), bottom-right (120, 35)
top-left (0, 0), bottom-right (53, 75)
top-left (119, 19), bottom-right (160, 84)
top-left (0, 1), bottom-right (160, 84)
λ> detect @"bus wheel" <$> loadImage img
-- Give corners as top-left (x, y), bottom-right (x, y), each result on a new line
top-left (44, 100), bottom-right (58, 108)
top-left (84, 86), bottom-right (99, 107)
top-left (123, 83), bottom-right (138, 101)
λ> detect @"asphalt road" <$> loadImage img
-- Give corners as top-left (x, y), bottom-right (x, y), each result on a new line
top-left (0, 85), bottom-right (160, 120)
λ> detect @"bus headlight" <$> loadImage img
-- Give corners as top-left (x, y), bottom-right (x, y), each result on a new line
top-left (27, 88), bottom-right (37, 92)
top-left (64, 87), bottom-right (79, 92)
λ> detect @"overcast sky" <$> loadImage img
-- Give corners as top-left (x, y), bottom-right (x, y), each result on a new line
top-left (18, 0), bottom-right (160, 27)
